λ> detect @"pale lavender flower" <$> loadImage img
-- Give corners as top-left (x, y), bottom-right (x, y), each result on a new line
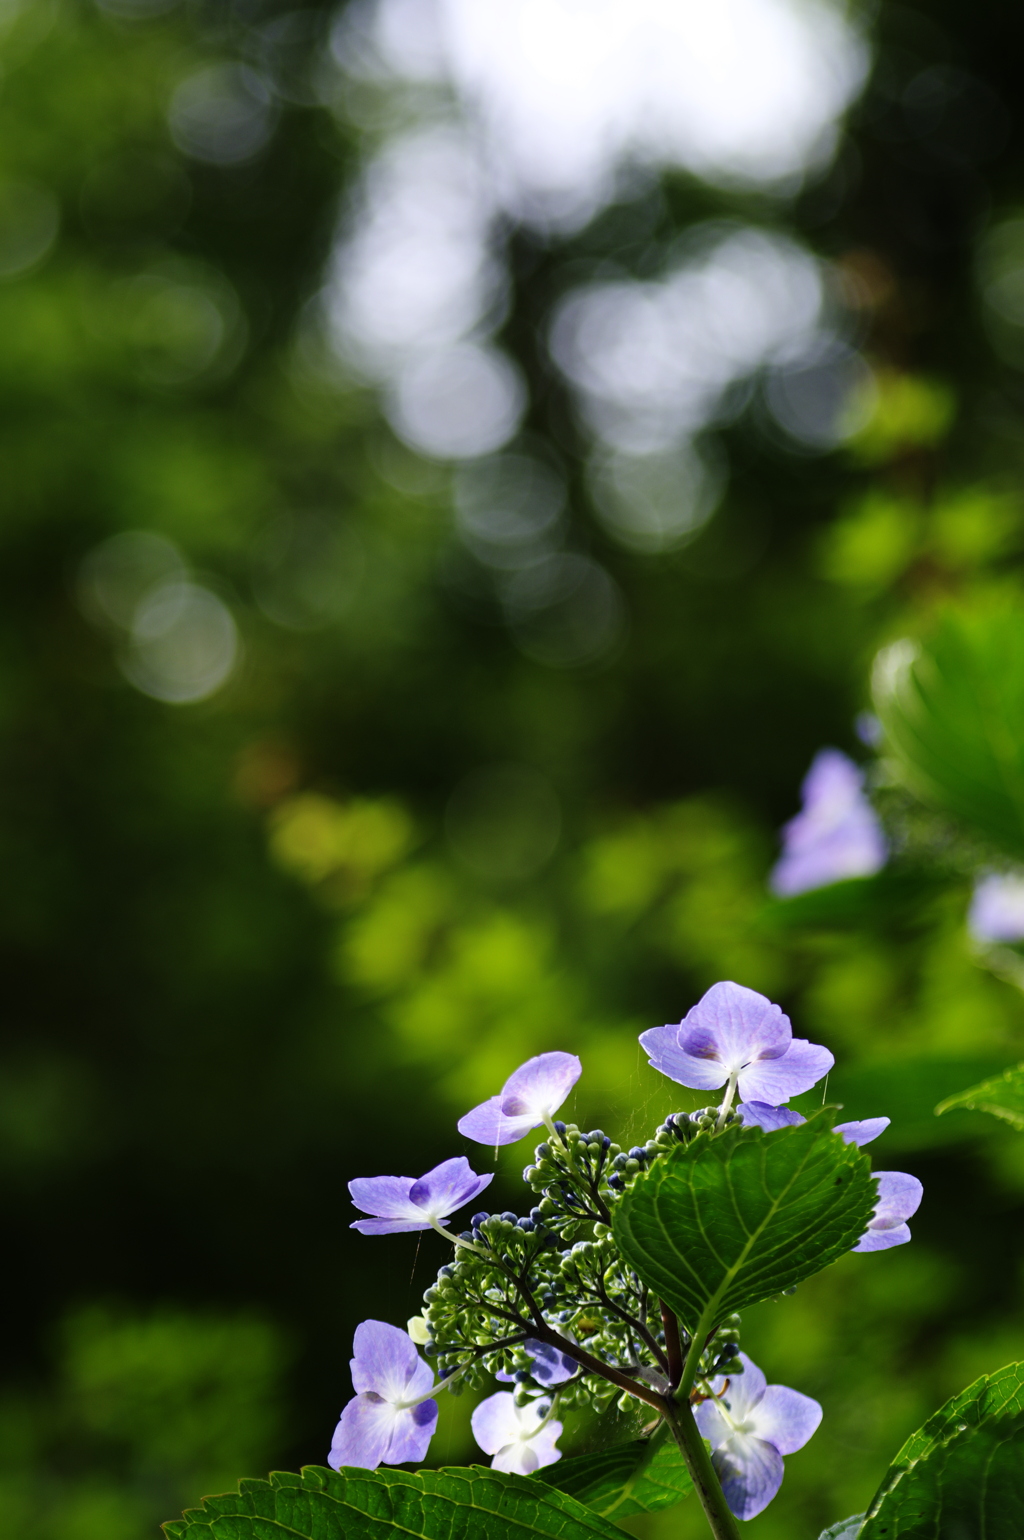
top-left (853, 1170), bottom-right (923, 1252)
top-left (968, 873), bottom-right (1024, 943)
top-left (471, 1390), bottom-right (563, 1475)
top-left (640, 982), bottom-right (833, 1106)
top-left (694, 1353), bottom-right (821, 1520)
top-left (349, 1156), bottom-right (492, 1235)
top-left (495, 1338), bottom-right (578, 1385)
top-left (739, 1100), bottom-right (890, 1146)
top-left (329, 1320), bottom-right (438, 1470)
top-left (770, 748), bottom-right (887, 897)
top-left (458, 1052), bottom-right (582, 1146)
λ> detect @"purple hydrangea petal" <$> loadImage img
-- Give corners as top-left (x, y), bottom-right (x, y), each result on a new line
top-left (348, 1175), bottom-right (419, 1222)
top-left (770, 749), bottom-right (888, 898)
top-left (523, 1338), bottom-right (578, 1385)
top-left (408, 1156), bottom-right (492, 1218)
top-left (329, 1394), bottom-right (400, 1470)
top-left (472, 1393), bottom-right (562, 1475)
top-left (854, 1221), bottom-right (912, 1252)
top-left (711, 1352), bottom-right (766, 1419)
top-left (351, 1216), bottom-right (434, 1235)
top-left (506, 1422), bottom-right (562, 1474)
top-left (834, 1117), bottom-right (890, 1147)
top-left (457, 1096), bottom-right (543, 1146)
top-left (351, 1320), bottom-right (434, 1402)
top-left (738, 1102), bottom-right (805, 1133)
top-left (639, 1023), bottom-right (730, 1091)
top-left (853, 1170), bottom-right (922, 1251)
top-left (736, 1038), bottom-right (834, 1104)
top-left (872, 1170), bottom-right (923, 1228)
top-left (969, 873), bottom-right (1024, 943)
top-left (384, 1397), bottom-right (438, 1464)
top-left (694, 1397), bottom-right (733, 1448)
top-left (712, 1434), bottom-right (785, 1521)
top-left (471, 1391), bottom-right (524, 1455)
top-left (749, 1385), bottom-right (822, 1455)
top-left (500, 1052), bottom-right (581, 1118)
top-left (679, 983), bottom-right (792, 1070)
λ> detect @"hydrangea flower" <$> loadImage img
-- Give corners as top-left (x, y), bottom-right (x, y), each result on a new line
top-left (770, 748), bottom-right (887, 898)
top-left (458, 1052), bottom-right (582, 1146)
top-left (495, 1338), bottom-right (578, 1385)
top-left (853, 1170), bottom-right (923, 1252)
top-left (694, 1352), bottom-right (821, 1520)
top-left (329, 1321), bottom-right (438, 1471)
top-left (470, 1390), bottom-right (563, 1474)
top-left (968, 872), bottom-right (1024, 944)
top-left (349, 1156), bottom-right (492, 1235)
top-left (739, 1100), bottom-right (890, 1146)
top-left (640, 982), bottom-right (833, 1111)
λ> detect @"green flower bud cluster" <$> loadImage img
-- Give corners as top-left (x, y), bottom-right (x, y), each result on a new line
top-left (419, 1116), bottom-right (747, 1417)
top-left (522, 1124), bottom-right (619, 1231)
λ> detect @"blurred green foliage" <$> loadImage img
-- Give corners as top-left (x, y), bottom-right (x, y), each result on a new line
top-left (6, 0), bottom-right (1024, 1537)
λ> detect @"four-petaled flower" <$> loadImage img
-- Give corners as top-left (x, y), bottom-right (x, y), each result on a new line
top-left (739, 1100), bottom-right (890, 1147)
top-left (694, 1352), bottom-right (822, 1520)
top-left (495, 1338), bottom-right (578, 1385)
top-left (458, 1052), bottom-right (582, 1146)
top-left (640, 982), bottom-right (833, 1110)
top-left (769, 748), bottom-right (888, 898)
top-left (349, 1156), bottom-right (492, 1235)
top-left (853, 1170), bottom-right (923, 1252)
top-left (329, 1321), bottom-right (438, 1471)
top-left (470, 1391), bottom-right (563, 1474)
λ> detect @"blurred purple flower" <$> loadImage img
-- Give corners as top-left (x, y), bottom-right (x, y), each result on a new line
top-left (495, 1338), bottom-right (578, 1385)
top-left (640, 982), bottom-right (833, 1105)
top-left (458, 1051), bottom-right (582, 1146)
top-left (694, 1352), bottom-right (821, 1520)
top-left (329, 1320), bottom-right (438, 1470)
top-left (770, 748), bottom-right (887, 897)
top-left (853, 1170), bottom-right (923, 1252)
top-left (471, 1390), bottom-right (563, 1475)
top-left (739, 1101), bottom-right (890, 1146)
top-left (968, 872), bottom-right (1024, 944)
top-left (349, 1156), bottom-right (492, 1235)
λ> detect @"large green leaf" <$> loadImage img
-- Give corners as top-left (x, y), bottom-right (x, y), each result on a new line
top-left (860, 1363), bottom-right (1024, 1538)
top-left (539, 1433), bottom-right (692, 1521)
top-left (936, 1063), bottom-right (1024, 1129)
top-left (163, 1464), bottom-right (631, 1540)
top-left (611, 1114), bottom-right (876, 1337)
top-left (872, 606), bottom-right (1024, 860)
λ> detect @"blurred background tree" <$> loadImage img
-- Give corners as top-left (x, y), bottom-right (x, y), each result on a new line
top-left (6, 0), bottom-right (1024, 1535)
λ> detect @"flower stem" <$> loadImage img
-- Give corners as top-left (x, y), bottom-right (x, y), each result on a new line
top-left (715, 1075), bottom-right (738, 1131)
top-left (662, 1396), bottom-right (741, 1540)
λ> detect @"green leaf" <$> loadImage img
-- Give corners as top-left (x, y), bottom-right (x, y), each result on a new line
top-left (611, 1113), bottom-right (877, 1337)
top-left (861, 1363), bottom-right (1024, 1538)
top-left (873, 606), bottom-right (1024, 861)
top-left (936, 1062), bottom-right (1024, 1129)
top-left (818, 1519), bottom-right (864, 1540)
top-left (538, 1432), bottom-right (692, 1521)
top-left (758, 871), bottom-right (947, 934)
top-left (163, 1464), bottom-right (633, 1540)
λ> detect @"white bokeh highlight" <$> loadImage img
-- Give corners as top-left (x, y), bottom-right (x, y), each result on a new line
top-left (326, 0), bottom-right (868, 464)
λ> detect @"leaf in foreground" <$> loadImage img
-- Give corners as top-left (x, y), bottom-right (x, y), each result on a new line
top-left (539, 1433), bottom-right (692, 1521)
top-left (163, 1464), bottom-right (631, 1540)
top-left (861, 1361), bottom-right (1024, 1539)
top-left (612, 1114), bottom-right (876, 1336)
top-left (936, 1062), bottom-right (1024, 1130)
